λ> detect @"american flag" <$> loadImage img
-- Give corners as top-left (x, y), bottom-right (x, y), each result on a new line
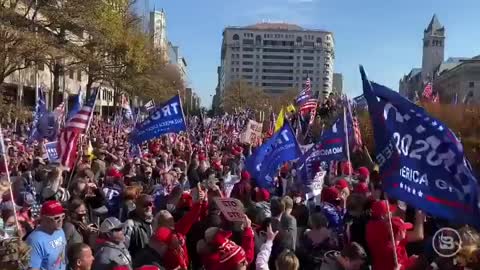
top-left (295, 77), bottom-right (312, 105)
top-left (352, 116), bottom-right (363, 152)
top-left (58, 89), bottom-right (98, 169)
top-left (300, 98), bottom-right (318, 111)
top-left (54, 102), bottom-right (66, 127)
top-left (422, 82), bottom-right (433, 100)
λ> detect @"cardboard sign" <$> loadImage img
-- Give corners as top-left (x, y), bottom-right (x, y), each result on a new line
top-left (214, 197), bottom-right (245, 222)
top-left (240, 120), bottom-right (263, 146)
top-left (309, 170), bottom-right (326, 196)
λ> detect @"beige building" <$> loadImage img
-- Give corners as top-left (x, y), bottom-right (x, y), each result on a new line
top-left (218, 22), bottom-right (334, 100)
top-left (333, 73), bottom-right (343, 94)
top-left (150, 9), bottom-right (168, 60)
top-left (433, 57), bottom-right (480, 103)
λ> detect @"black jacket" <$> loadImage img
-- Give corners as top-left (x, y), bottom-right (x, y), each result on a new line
top-left (132, 246), bottom-right (165, 269)
top-left (124, 212), bottom-right (152, 259)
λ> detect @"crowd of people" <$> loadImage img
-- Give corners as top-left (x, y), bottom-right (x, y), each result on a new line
top-left (0, 111), bottom-right (479, 270)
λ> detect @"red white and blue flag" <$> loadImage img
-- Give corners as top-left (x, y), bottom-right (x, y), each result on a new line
top-left (58, 89), bottom-right (98, 169)
top-left (295, 77), bottom-right (312, 105)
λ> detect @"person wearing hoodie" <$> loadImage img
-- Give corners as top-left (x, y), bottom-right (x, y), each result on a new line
top-left (320, 242), bottom-right (368, 270)
top-left (231, 170), bottom-right (252, 203)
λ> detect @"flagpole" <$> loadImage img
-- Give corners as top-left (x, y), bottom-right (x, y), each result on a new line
top-left (343, 106), bottom-right (352, 179)
top-left (0, 125), bottom-right (20, 233)
top-left (66, 89), bottom-right (99, 189)
top-left (384, 194), bottom-right (399, 268)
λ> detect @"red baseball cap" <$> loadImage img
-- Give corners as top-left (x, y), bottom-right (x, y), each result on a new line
top-left (335, 179), bottom-right (349, 190)
top-left (370, 200), bottom-right (397, 219)
top-left (391, 216), bottom-right (413, 233)
top-left (41, 200), bottom-right (65, 216)
top-left (353, 182), bottom-right (370, 194)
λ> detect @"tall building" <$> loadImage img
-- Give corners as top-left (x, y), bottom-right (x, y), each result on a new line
top-left (400, 15), bottom-right (445, 100)
top-left (218, 22), bottom-right (334, 99)
top-left (332, 73), bottom-right (343, 94)
top-left (421, 15), bottom-right (445, 82)
top-left (149, 10), bottom-right (168, 59)
top-left (400, 14), bottom-right (479, 104)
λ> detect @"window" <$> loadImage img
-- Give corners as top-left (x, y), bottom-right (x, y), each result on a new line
top-left (263, 48), bottom-right (294, 53)
top-left (262, 76), bottom-right (293, 80)
top-left (243, 54), bottom-right (253, 59)
top-left (243, 47), bottom-right (254, 52)
top-left (37, 62), bottom-right (44, 71)
top-left (469, 81), bottom-right (475, 88)
top-left (69, 69), bottom-right (74, 79)
top-left (231, 68), bottom-right (234, 72)
top-left (242, 68), bottom-right (253, 72)
top-left (262, 69), bottom-right (294, 74)
top-left (243, 39), bottom-right (254, 45)
top-left (236, 68), bottom-right (239, 72)
top-left (303, 56), bottom-right (314, 60)
top-left (263, 62), bottom-right (294, 67)
top-left (262, 82), bottom-right (293, 87)
top-left (304, 50), bottom-right (314, 54)
top-left (233, 34), bottom-right (240, 40)
top-left (316, 37), bottom-right (322, 44)
top-left (263, 55), bottom-right (294, 60)
top-left (242, 75), bottom-right (253, 79)
top-left (242, 61), bottom-right (253, 65)
top-left (303, 63), bottom-right (314, 67)
top-left (304, 41), bottom-right (314, 47)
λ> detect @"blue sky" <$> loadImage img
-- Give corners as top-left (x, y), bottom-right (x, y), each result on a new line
top-left (141, 0), bottom-right (480, 107)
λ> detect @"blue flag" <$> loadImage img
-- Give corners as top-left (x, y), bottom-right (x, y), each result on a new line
top-left (68, 88), bottom-right (83, 120)
top-left (297, 116), bottom-right (349, 184)
top-left (245, 122), bottom-right (301, 188)
top-left (45, 141), bottom-right (59, 161)
top-left (29, 86), bottom-right (48, 142)
top-left (129, 95), bottom-right (186, 144)
top-left (360, 65), bottom-right (480, 228)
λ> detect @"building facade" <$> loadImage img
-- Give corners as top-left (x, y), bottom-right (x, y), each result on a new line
top-left (332, 73), bottom-right (343, 94)
top-left (218, 23), bottom-right (334, 99)
top-left (149, 10), bottom-right (168, 59)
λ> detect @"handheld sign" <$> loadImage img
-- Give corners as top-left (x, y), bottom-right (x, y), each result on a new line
top-left (214, 197), bottom-right (245, 222)
top-left (45, 141), bottom-right (59, 162)
top-left (240, 120), bottom-right (263, 146)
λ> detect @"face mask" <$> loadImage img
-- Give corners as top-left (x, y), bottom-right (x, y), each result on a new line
top-left (3, 226), bottom-right (16, 237)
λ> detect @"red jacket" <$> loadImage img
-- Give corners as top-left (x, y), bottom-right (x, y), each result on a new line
top-left (201, 227), bottom-right (255, 270)
top-left (161, 201), bottom-right (206, 270)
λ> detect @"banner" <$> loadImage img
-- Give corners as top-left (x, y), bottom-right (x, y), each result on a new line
top-left (130, 95), bottom-right (186, 144)
top-left (360, 66), bottom-right (480, 228)
top-left (240, 120), bottom-right (263, 146)
top-left (245, 122), bottom-right (302, 188)
top-left (45, 141), bottom-right (59, 162)
top-left (297, 116), bottom-right (348, 184)
top-left (214, 197), bottom-right (245, 222)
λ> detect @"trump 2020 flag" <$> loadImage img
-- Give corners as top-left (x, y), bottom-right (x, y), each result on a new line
top-left (245, 122), bottom-right (301, 188)
top-left (45, 141), bottom-right (59, 162)
top-left (130, 95), bottom-right (186, 144)
top-left (297, 116), bottom-right (348, 184)
top-left (360, 66), bottom-right (480, 228)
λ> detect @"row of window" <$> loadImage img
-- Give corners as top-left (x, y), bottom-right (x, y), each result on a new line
top-left (101, 89), bottom-right (114, 102)
top-left (229, 69), bottom-right (327, 82)
top-left (230, 66), bottom-right (331, 76)
top-left (234, 60), bottom-right (331, 69)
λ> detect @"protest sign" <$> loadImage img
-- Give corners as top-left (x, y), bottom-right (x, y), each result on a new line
top-left (240, 120), bottom-right (263, 146)
top-left (214, 197), bottom-right (245, 222)
top-left (309, 170), bottom-right (326, 197)
top-left (45, 141), bottom-right (59, 162)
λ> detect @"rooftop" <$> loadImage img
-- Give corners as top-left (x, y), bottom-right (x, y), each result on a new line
top-left (225, 22), bottom-right (331, 33)
top-left (246, 22), bottom-right (303, 31)
top-left (425, 14), bottom-right (444, 33)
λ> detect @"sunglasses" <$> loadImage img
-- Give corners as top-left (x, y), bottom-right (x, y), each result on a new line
top-left (47, 214), bottom-right (66, 222)
top-left (142, 202), bottom-right (153, 208)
